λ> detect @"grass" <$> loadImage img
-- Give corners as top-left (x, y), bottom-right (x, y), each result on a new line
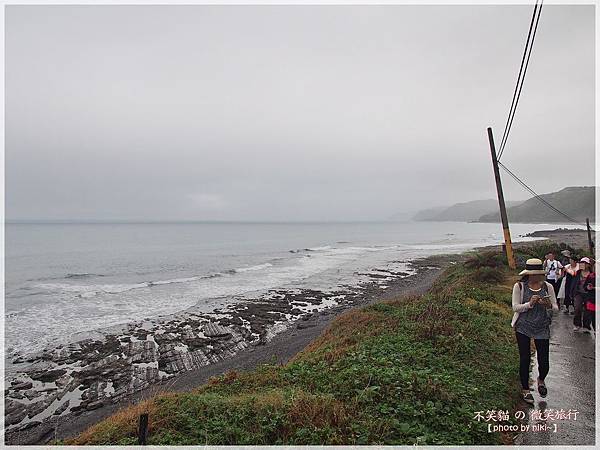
top-left (65, 242), bottom-right (576, 446)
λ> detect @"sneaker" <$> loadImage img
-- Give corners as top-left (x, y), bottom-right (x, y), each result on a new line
top-left (583, 328), bottom-right (592, 334)
top-left (521, 391), bottom-right (535, 405)
top-left (574, 326), bottom-right (581, 332)
top-left (537, 380), bottom-right (548, 398)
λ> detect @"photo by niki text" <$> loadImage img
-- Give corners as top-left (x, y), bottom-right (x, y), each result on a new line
top-left (474, 408), bottom-right (580, 433)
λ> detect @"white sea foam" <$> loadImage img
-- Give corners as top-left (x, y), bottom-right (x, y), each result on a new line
top-left (306, 245), bottom-right (333, 251)
top-left (233, 263), bottom-right (273, 273)
top-left (5, 221), bottom-right (567, 360)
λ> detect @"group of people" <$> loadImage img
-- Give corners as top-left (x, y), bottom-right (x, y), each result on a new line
top-left (511, 251), bottom-right (596, 405)
top-left (544, 250), bottom-right (596, 332)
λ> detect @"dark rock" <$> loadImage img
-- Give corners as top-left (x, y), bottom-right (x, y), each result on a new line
top-left (12, 381), bottom-right (33, 390)
top-left (6, 409), bottom-right (27, 426)
top-left (30, 369), bottom-right (67, 383)
top-left (23, 389), bottom-right (42, 400)
top-left (203, 323), bottom-right (233, 338)
top-left (5, 399), bottom-right (24, 415)
top-left (26, 400), bottom-right (47, 418)
top-left (128, 340), bottom-right (157, 363)
top-left (15, 420), bottom-right (42, 432)
top-left (86, 400), bottom-right (103, 410)
top-left (55, 374), bottom-right (72, 388)
top-left (53, 400), bottom-right (70, 415)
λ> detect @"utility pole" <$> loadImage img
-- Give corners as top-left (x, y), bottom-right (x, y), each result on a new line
top-left (586, 218), bottom-right (594, 256)
top-left (487, 127), bottom-right (516, 269)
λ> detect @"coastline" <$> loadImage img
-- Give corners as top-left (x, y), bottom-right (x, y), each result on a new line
top-left (4, 252), bottom-right (461, 445)
top-left (5, 228), bottom-right (592, 445)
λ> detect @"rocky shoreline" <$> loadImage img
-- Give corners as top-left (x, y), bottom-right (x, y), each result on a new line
top-left (522, 228), bottom-right (593, 251)
top-left (4, 255), bottom-right (456, 444)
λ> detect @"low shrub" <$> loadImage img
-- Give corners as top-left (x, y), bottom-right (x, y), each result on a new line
top-left (464, 251), bottom-right (505, 270)
top-left (473, 266), bottom-right (505, 283)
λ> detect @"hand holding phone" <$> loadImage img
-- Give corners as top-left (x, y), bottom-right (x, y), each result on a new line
top-left (540, 295), bottom-right (552, 308)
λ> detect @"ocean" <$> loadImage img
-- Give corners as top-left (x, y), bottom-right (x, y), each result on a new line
top-left (5, 221), bottom-right (555, 361)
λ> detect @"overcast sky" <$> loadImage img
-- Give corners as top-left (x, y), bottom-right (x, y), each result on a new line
top-left (5, 4), bottom-right (595, 221)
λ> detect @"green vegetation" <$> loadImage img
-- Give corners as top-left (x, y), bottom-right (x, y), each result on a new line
top-left (478, 186), bottom-right (595, 223)
top-left (67, 243), bottom-right (574, 446)
top-left (412, 186), bottom-right (595, 224)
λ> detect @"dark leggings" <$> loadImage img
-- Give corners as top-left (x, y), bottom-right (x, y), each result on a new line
top-left (516, 331), bottom-right (549, 390)
top-left (574, 295), bottom-right (585, 327)
top-left (583, 306), bottom-right (596, 330)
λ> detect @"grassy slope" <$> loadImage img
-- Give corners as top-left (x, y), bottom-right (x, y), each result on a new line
top-left (65, 241), bottom-right (579, 446)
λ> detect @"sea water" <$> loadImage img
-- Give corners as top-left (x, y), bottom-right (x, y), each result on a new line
top-left (5, 221), bottom-right (557, 359)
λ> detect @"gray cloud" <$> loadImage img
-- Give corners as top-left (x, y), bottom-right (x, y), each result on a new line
top-left (6, 5), bottom-right (595, 221)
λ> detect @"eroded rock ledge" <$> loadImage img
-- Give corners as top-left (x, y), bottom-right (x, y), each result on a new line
top-left (5, 261), bottom-right (420, 434)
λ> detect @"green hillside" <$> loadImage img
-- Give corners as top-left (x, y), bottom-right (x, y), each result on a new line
top-left (478, 186), bottom-right (595, 223)
top-left (412, 200), bottom-right (522, 222)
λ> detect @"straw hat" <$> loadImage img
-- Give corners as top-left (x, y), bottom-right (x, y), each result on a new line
top-left (519, 258), bottom-right (546, 276)
top-left (561, 250), bottom-right (571, 258)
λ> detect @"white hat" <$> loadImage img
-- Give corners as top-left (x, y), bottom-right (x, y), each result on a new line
top-left (518, 258), bottom-right (546, 276)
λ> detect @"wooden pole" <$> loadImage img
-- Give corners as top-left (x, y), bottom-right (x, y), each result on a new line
top-left (586, 218), bottom-right (594, 255)
top-left (138, 413), bottom-right (148, 445)
top-left (487, 127), bottom-right (516, 269)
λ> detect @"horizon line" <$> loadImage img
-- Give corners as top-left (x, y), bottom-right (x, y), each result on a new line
top-left (5, 219), bottom-right (415, 225)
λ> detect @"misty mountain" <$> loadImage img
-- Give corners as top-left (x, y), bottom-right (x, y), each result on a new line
top-left (404, 207), bottom-right (447, 221)
top-left (478, 186), bottom-right (595, 223)
top-left (411, 199), bottom-right (523, 222)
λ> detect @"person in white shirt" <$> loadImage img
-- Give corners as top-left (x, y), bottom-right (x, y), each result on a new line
top-left (544, 253), bottom-right (563, 307)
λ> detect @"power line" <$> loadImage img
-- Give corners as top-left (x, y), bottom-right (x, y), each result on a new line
top-left (497, 1), bottom-right (538, 158)
top-left (497, 161), bottom-right (590, 228)
top-left (497, 0), bottom-right (543, 161)
top-left (498, 162), bottom-right (579, 224)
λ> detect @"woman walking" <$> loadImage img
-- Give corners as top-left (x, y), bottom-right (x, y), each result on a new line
top-left (543, 253), bottom-right (562, 308)
top-left (559, 255), bottom-right (579, 314)
top-left (511, 258), bottom-right (559, 405)
top-left (569, 257), bottom-right (596, 333)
